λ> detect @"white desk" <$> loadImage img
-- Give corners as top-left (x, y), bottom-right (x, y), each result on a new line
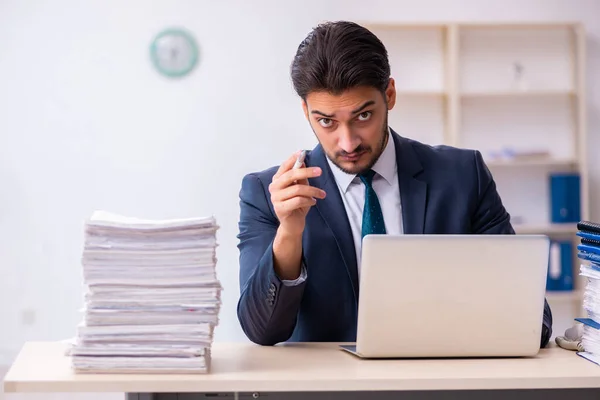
top-left (3, 342), bottom-right (600, 399)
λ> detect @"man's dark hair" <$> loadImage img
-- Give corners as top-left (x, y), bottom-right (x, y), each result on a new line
top-left (291, 21), bottom-right (390, 99)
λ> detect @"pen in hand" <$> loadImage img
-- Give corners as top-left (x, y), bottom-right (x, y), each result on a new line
top-left (293, 150), bottom-right (307, 170)
top-left (269, 150), bottom-right (325, 237)
top-left (292, 150), bottom-right (307, 184)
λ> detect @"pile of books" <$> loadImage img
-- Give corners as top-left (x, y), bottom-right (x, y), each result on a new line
top-left (575, 220), bottom-right (600, 365)
top-left (68, 211), bottom-right (221, 374)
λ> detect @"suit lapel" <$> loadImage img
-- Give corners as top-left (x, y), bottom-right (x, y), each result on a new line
top-left (306, 146), bottom-right (359, 302)
top-left (391, 131), bottom-right (427, 234)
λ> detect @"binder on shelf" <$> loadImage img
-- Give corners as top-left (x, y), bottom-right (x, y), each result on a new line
top-left (549, 173), bottom-right (581, 223)
top-left (546, 240), bottom-right (573, 291)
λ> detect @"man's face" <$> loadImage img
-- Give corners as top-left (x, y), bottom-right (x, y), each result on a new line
top-left (302, 79), bottom-right (396, 175)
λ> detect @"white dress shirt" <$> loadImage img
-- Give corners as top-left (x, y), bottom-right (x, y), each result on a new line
top-left (281, 130), bottom-right (403, 285)
top-left (326, 129), bottom-right (404, 276)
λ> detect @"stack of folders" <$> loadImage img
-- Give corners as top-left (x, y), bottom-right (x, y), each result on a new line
top-left (575, 220), bottom-right (600, 365)
top-left (68, 210), bottom-right (222, 374)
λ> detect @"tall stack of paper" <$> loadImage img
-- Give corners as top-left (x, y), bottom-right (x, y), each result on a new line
top-left (69, 210), bottom-right (221, 374)
top-left (575, 221), bottom-right (600, 365)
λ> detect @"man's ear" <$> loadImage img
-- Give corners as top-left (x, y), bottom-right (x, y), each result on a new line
top-left (385, 78), bottom-right (397, 110)
top-left (302, 100), bottom-right (309, 120)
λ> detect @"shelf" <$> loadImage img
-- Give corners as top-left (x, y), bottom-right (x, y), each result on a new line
top-left (461, 95), bottom-right (575, 162)
top-left (486, 158), bottom-right (577, 168)
top-left (459, 22), bottom-right (580, 29)
top-left (461, 90), bottom-right (576, 98)
top-left (389, 96), bottom-right (445, 146)
top-left (361, 22), bottom-right (446, 30)
top-left (546, 290), bottom-right (584, 303)
top-left (356, 20), bottom-right (588, 346)
top-left (459, 25), bottom-right (574, 97)
top-left (362, 22), bottom-right (580, 30)
top-left (513, 223), bottom-right (578, 235)
top-left (366, 25), bottom-right (444, 94)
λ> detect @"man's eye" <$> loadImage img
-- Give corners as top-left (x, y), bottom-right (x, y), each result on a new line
top-left (318, 118), bottom-right (333, 128)
top-left (357, 111), bottom-right (372, 121)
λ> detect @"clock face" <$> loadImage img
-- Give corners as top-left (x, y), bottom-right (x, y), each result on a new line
top-left (150, 28), bottom-right (199, 78)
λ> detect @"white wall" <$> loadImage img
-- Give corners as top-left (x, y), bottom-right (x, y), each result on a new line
top-left (0, 0), bottom-right (599, 365)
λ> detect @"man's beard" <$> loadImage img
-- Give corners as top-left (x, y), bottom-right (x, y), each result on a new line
top-left (325, 114), bottom-right (389, 176)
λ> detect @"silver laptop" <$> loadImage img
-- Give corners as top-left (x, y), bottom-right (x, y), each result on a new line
top-left (341, 234), bottom-right (550, 358)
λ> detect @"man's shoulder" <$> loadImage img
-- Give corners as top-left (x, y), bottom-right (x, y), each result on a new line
top-left (242, 165), bottom-right (279, 187)
top-left (238, 165), bottom-right (279, 215)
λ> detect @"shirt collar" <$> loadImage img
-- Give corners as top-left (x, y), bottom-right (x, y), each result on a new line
top-left (326, 128), bottom-right (396, 193)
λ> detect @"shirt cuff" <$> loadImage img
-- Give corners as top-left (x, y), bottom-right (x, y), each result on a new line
top-left (280, 264), bottom-right (307, 286)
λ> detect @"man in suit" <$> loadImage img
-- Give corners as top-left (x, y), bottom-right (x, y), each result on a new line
top-left (236, 20), bottom-right (553, 347)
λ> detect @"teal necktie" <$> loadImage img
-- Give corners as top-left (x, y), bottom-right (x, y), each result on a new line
top-left (359, 169), bottom-right (386, 238)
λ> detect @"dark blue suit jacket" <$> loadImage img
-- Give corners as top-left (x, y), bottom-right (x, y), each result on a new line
top-left (236, 130), bottom-right (553, 347)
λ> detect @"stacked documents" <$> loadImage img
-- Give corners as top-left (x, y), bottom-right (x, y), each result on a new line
top-left (69, 210), bottom-right (221, 374)
top-left (575, 221), bottom-right (600, 365)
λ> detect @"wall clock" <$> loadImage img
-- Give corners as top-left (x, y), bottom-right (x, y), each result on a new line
top-left (150, 28), bottom-right (199, 78)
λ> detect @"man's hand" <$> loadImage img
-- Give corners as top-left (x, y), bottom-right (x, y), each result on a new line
top-left (268, 152), bottom-right (326, 280)
top-left (269, 152), bottom-right (326, 236)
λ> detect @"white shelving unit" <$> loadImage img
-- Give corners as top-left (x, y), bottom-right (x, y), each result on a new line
top-left (362, 22), bottom-right (589, 336)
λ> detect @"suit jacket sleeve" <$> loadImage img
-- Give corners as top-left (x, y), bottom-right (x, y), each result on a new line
top-left (236, 173), bottom-right (306, 345)
top-left (470, 150), bottom-right (553, 348)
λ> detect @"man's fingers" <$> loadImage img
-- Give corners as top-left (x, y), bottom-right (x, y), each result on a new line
top-left (282, 167), bottom-right (322, 187)
top-left (274, 197), bottom-right (317, 215)
top-left (269, 166), bottom-right (322, 192)
top-left (296, 177), bottom-right (309, 186)
top-left (273, 151), bottom-right (302, 180)
top-left (272, 184), bottom-right (326, 203)
top-left (295, 163), bottom-right (309, 186)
